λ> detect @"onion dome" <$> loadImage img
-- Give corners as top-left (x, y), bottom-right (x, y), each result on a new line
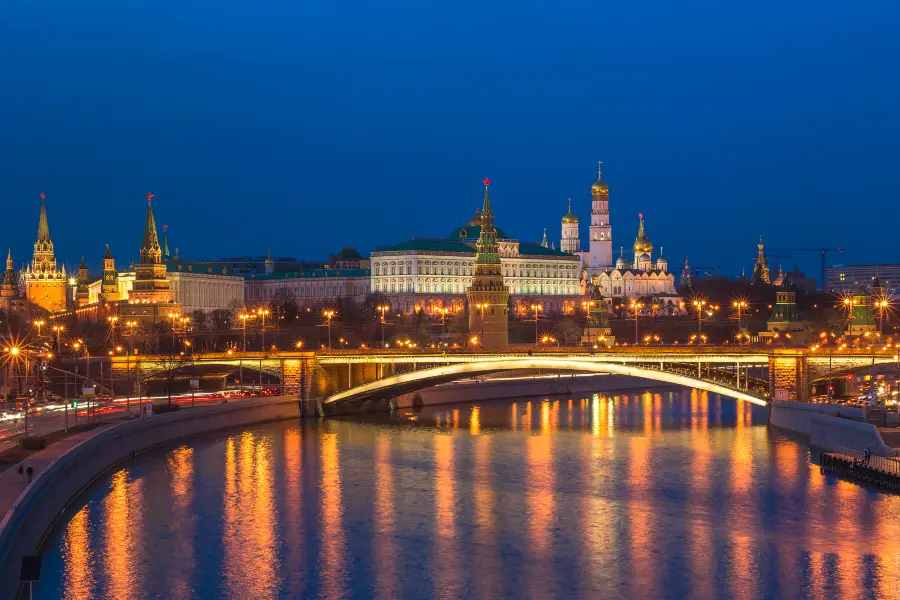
top-left (615, 254), bottom-right (628, 270)
top-left (562, 198), bottom-right (578, 224)
top-left (633, 213), bottom-right (653, 256)
top-left (591, 162), bottom-right (608, 194)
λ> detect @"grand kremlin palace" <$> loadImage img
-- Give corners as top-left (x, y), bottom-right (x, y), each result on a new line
top-left (370, 209), bottom-right (581, 315)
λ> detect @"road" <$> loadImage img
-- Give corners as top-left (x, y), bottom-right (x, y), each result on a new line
top-left (0, 391), bottom-right (278, 453)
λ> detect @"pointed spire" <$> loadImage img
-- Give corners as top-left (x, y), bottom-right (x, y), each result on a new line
top-left (541, 228), bottom-right (549, 248)
top-left (37, 193), bottom-right (51, 242)
top-left (481, 178), bottom-right (492, 218)
top-left (162, 224), bottom-right (170, 259)
top-left (2, 249), bottom-right (16, 290)
top-left (104, 244), bottom-right (112, 260)
top-left (78, 256), bottom-right (87, 270)
top-left (141, 193), bottom-right (162, 263)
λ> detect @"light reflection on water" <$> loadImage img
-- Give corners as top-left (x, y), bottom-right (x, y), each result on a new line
top-left (35, 388), bottom-right (900, 599)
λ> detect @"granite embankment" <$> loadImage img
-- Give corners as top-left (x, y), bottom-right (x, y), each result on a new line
top-left (0, 396), bottom-right (304, 599)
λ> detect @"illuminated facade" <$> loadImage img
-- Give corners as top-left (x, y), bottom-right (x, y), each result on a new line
top-left (371, 234), bottom-right (580, 314)
top-left (22, 196), bottom-right (68, 314)
top-left (585, 215), bottom-right (679, 308)
top-left (466, 180), bottom-right (509, 348)
top-left (245, 269), bottom-right (369, 307)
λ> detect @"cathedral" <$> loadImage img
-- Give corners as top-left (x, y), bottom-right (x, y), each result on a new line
top-left (561, 164), bottom-right (679, 309)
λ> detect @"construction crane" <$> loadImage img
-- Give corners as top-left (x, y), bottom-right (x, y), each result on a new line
top-left (766, 247), bottom-right (845, 290)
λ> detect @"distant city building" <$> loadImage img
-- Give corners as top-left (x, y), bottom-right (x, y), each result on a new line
top-left (774, 266), bottom-right (816, 291)
top-left (22, 196), bottom-right (68, 314)
top-left (826, 264), bottom-right (900, 295)
top-left (847, 285), bottom-right (877, 338)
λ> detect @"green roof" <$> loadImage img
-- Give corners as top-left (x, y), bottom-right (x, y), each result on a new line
top-left (334, 247), bottom-right (364, 260)
top-left (164, 259), bottom-right (237, 276)
top-left (375, 239), bottom-right (475, 254)
top-left (448, 224), bottom-right (509, 240)
top-left (245, 268), bottom-right (370, 280)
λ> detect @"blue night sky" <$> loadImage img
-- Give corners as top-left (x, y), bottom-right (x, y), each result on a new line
top-left (2, 0), bottom-right (899, 279)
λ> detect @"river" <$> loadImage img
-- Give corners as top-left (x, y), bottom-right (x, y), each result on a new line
top-left (32, 388), bottom-right (900, 599)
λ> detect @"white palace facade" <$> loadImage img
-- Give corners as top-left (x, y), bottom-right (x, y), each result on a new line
top-left (371, 208), bottom-right (581, 314)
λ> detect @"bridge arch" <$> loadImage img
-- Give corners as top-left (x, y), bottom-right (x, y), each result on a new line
top-left (325, 358), bottom-right (767, 406)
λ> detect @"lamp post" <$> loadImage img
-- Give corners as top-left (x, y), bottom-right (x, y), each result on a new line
top-left (733, 300), bottom-right (748, 346)
top-left (238, 312), bottom-right (250, 352)
top-left (323, 310), bottom-right (336, 349)
top-left (256, 307), bottom-right (270, 352)
top-left (876, 298), bottom-right (890, 340)
top-left (630, 301), bottom-right (643, 344)
top-left (51, 325), bottom-right (64, 354)
top-left (377, 304), bottom-right (389, 348)
top-left (692, 299), bottom-right (707, 337)
top-left (530, 303), bottom-right (543, 345)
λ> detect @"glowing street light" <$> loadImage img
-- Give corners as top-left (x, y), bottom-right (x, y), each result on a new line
top-left (732, 299), bottom-right (748, 346)
top-left (323, 310), bottom-right (336, 348)
top-left (376, 304), bottom-right (390, 348)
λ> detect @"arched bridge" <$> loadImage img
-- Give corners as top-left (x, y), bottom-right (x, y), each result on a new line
top-left (324, 356), bottom-right (769, 407)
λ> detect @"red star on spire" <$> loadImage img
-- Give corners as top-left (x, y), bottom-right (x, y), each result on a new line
top-left (147, 192), bottom-right (154, 205)
top-left (639, 212), bottom-right (643, 219)
top-left (163, 224), bottom-right (168, 232)
top-left (40, 193), bottom-right (45, 200)
top-left (482, 178), bottom-right (491, 188)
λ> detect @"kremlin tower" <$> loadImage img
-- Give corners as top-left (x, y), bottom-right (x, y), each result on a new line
top-left (23, 194), bottom-right (68, 314)
top-left (753, 236), bottom-right (771, 284)
top-left (466, 179), bottom-right (509, 349)
top-left (118, 193), bottom-right (180, 322)
top-left (75, 256), bottom-right (90, 307)
top-left (0, 249), bottom-right (24, 314)
top-left (101, 245), bottom-right (119, 302)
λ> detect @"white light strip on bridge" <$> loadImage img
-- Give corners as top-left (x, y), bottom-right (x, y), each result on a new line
top-left (325, 358), bottom-right (768, 406)
top-left (316, 353), bottom-right (771, 366)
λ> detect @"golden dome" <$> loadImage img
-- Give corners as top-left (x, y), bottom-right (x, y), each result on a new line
top-left (591, 161), bottom-right (608, 194)
top-left (561, 198), bottom-right (578, 223)
top-left (633, 213), bottom-right (653, 255)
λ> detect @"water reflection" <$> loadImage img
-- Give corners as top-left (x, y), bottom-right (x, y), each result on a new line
top-left (37, 388), bottom-right (900, 600)
top-left (61, 507), bottom-right (93, 600)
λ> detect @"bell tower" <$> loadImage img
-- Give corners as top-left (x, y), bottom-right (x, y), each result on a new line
top-left (588, 162), bottom-right (612, 271)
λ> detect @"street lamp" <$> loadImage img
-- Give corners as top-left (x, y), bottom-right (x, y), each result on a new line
top-left (376, 304), bottom-right (390, 348)
top-left (629, 301), bottom-right (644, 344)
top-left (33, 320), bottom-right (45, 337)
top-left (238, 312), bottom-right (251, 351)
top-left (691, 298), bottom-right (707, 338)
top-left (323, 310), bottom-right (336, 348)
top-left (255, 307), bottom-right (270, 351)
top-left (530, 303), bottom-right (543, 345)
top-left (876, 298), bottom-right (890, 339)
top-left (732, 299), bottom-right (748, 346)
top-left (51, 325), bottom-right (64, 354)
